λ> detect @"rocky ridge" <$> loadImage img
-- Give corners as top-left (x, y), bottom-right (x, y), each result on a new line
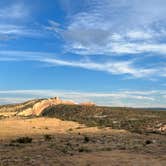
top-left (0, 97), bottom-right (95, 117)
top-left (17, 97), bottom-right (77, 116)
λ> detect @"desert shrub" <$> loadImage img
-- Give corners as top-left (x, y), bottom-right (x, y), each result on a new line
top-left (61, 148), bottom-right (68, 153)
top-left (145, 140), bottom-right (153, 145)
top-left (12, 137), bottom-right (32, 144)
top-left (78, 147), bottom-right (92, 153)
top-left (101, 147), bottom-right (112, 151)
top-left (84, 136), bottom-right (90, 143)
top-left (44, 134), bottom-right (52, 141)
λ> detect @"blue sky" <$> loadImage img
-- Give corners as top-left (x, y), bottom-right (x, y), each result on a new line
top-left (0, 0), bottom-right (166, 107)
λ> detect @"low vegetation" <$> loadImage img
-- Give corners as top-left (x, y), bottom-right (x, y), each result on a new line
top-left (11, 137), bottom-right (33, 144)
top-left (0, 113), bottom-right (165, 165)
top-left (42, 104), bottom-right (166, 134)
top-left (44, 134), bottom-right (52, 141)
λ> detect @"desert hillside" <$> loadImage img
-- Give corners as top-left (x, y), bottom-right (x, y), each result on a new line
top-left (0, 97), bottom-right (166, 134)
top-left (0, 97), bottom-right (166, 165)
top-left (42, 104), bottom-right (166, 134)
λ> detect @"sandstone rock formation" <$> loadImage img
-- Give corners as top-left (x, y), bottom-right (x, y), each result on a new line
top-left (0, 96), bottom-right (96, 117)
top-left (17, 97), bottom-right (76, 116)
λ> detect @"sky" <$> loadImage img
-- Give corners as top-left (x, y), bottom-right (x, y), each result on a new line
top-left (0, 0), bottom-right (166, 107)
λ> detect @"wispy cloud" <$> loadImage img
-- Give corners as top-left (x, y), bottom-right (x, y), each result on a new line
top-left (0, 50), bottom-right (157, 78)
top-left (0, 2), bottom-right (43, 40)
top-left (0, 24), bottom-right (43, 39)
top-left (0, 89), bottom-right (165, 107)
top-left (43, 0), bottom-right (166, 81)
top-left (42, 58), bottom-right (156, 78)
top-left (3, 50), bottom-right (166, 79)
top-left (0, 1), bottom-right (165, 107)
top-left (48, 0), bottom-right (166, 55)
top-left (0, 1), bottom-right (165, 81)
top-left (0, 3), bottom-right (28, 20)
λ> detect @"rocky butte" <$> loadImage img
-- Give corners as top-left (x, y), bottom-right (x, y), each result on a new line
top-left (17, 97), bottom-right (95, 116)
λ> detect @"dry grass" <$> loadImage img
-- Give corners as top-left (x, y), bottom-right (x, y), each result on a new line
top-left (0, 117), bottom-right (83, 140)
top-left (0, 117), bottom-right (166, 165)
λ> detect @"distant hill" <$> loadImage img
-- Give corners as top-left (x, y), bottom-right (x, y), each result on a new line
top-left (139, 108), bottom-right (166, 111)
top-left (0, 97), bottom-right (88, 117)
top-left (42, 104), bottom-right (166, 134)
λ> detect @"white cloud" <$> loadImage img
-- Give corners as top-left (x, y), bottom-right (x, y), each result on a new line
top-left (0, 3), bottom-right (28, 20)
top-left (48, 0), bottom-right (166, 56)
top-left (0, 24), bottom-right (41, 38)
top-left (110, 43), bottom-right (166, 54)
top-left (0, 2), bottom-right (42, 40)
top-left (0, 0), bottom-right (165, 80)
top-left (40, 57), bottom-right (157, 78)
top-left (44, 0), bottom-right (166, 82)
top-left (126, 31), bottom-right (153, 40)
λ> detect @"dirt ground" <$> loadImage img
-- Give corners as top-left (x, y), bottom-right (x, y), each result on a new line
top-left (0, 117), bottom-right (166, 166)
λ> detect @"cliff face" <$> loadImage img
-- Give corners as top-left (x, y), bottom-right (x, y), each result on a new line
top-left (17, 97), bottom-right (76, 116)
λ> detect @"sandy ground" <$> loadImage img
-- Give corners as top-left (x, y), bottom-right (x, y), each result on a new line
top-left (0, 117), bottom-right (166, 166)
top-left (0, 117), bottom-right (83, 140)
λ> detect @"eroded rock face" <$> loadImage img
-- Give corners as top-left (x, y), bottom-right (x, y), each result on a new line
top-left (18, 97), bottom-right (76, 116)
top-left (17, 108), bottom-right (33, 116)
top-left (32, 97), bottom-right (61, 116)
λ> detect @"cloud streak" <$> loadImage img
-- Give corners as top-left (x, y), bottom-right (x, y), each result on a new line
top-left (0, 50), bottom-right (158, 78)
top-left (0, 89), bottom-right (165, 107)
top-left (42, 58), bottom-right (156, 78)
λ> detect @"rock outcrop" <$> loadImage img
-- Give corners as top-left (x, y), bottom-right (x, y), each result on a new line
top-left (17, 97), bottom-right (76, 116)
top-left (0, 97), bottom-right (96, 117)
